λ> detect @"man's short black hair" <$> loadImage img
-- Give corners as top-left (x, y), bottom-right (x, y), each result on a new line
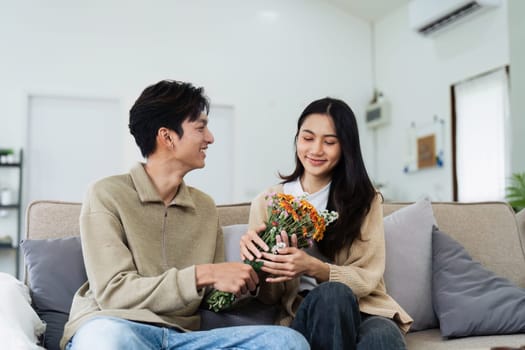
top-left (129, 79), bottom-right (210, 157)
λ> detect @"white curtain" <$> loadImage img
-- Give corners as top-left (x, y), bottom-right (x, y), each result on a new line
top-left (455, 68), bottom-right (510, 202)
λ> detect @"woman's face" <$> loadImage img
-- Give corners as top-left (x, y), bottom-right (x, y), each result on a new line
top-left (296, 113), bottom-right (342, 182)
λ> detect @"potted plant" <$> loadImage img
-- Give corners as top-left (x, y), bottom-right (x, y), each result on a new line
top-left (506, 172), bottom-right (525, 212)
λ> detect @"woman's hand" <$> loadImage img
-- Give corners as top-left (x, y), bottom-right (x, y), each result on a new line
top-left (240, 227), bottom-right (330, 283)
top-left (240, 224), bottom-right (268, 261)
top-left (259, 246), bottom-right (312, 282)
top-left (260, 232), bottom-right (329, 283)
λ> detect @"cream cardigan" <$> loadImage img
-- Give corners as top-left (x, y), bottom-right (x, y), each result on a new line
top-left (249, 184), bottom-right (413, 333)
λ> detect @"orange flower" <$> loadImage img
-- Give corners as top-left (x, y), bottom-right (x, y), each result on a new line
top-left (207, 192), bottom-right (337, 313)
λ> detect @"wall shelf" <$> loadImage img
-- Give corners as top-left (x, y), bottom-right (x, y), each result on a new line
top-left (0, 204), bottom-right (20, 209)
top-left (0, 149), bottom-right (23, 277)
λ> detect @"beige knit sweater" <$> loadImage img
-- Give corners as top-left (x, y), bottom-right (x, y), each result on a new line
top-left (60, 164), bottom-right (223, 349)
top-left (249, 184), bottom-right (413, 333)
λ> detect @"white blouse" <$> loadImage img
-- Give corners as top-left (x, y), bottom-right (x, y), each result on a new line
top-left (282, 178), bottom-right (332, 291)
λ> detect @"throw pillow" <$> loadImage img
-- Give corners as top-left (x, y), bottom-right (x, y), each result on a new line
top-left (432, 226), bottom-right (525, 337)
top-left (21, 236), bottom-right (87, 313)
top-left (222, 224), bottom-right (248, 262)
top-left (0, 272), bottom-right (46, 349)
top-left (383, 198), bottom-right (438, 331)
top-left (21, 237), bottom-right (87, 350)
top-left (37, 311), bottom-right (69, 350)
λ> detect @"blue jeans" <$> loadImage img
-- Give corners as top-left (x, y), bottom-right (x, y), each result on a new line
top-left (291, 282), bottom-right (406, 350)
top-left (66, 316), bottom-right (309, 350)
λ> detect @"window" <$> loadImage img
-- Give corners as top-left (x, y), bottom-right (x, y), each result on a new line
top-left (452, 67), bottom-right (510, 202)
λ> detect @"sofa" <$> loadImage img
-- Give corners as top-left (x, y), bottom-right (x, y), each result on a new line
top-left (17, 199), bottom-right (525, 349)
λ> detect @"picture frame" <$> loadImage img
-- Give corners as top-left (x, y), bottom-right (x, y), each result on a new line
top-left (417, 134), bottom-right (437, 169)
top-left (404, 117), bottom-right (444, 173)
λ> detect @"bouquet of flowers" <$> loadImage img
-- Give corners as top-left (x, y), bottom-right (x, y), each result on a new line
top-left (206, 192), bottom-right (338, 312)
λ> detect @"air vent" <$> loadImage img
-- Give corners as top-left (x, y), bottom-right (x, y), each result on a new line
top-left (418, 2), bottom-right (480, 35)
top-left (409, 0), bottom-right (501, 37)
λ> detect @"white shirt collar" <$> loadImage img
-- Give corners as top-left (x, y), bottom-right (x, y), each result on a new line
top-left (282, 178), bottom-right (330, 211)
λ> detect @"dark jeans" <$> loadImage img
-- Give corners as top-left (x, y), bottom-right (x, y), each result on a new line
top-left (291, 282), bottom-right (407, 350)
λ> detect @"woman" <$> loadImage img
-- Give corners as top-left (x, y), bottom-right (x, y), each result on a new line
top-left (240, 97), bottom-right (412, 350)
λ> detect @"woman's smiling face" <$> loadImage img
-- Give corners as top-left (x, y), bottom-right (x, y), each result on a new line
top-left (296, 113), bottom-right (342, 182)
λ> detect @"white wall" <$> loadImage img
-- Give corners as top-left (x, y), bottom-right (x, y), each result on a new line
top-left (508, 0), bottom-right (525, 173)
top-left (2, 1), bottom-right (516, 208)
top-left (371, 1), bottom-right (510, 201)
top-left (1, 0), bottom-right (521, 276)
top-left (0, 0), bottom-right (373, 204)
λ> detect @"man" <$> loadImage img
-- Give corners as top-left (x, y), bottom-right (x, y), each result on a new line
top-left (60, 80), bottom-right (309, 350)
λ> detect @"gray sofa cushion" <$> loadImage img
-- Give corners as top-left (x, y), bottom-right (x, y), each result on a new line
top-left (222, 224), bottom-right (247, 262)
top-left (37, 311), bottom-right (69, 350)
top-left (432, 226), bottom-right (525, 337)
top-left (21, 236), bottom-right (87, 350)
top-left (21, 237), bottom-right (87, 313)
top-left (383, 198), bottom-right (438, 331)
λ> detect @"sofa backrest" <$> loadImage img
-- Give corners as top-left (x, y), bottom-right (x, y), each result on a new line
top-left (25, 200), bottom-right (525, 288)
top-left (26, 201), bottom-right (82, 239)
top-left (24, 200), bottom-right (251, 240)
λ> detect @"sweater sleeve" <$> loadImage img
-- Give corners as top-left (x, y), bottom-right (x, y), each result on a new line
top-left (328, 193), bottom-right (386, 298)
top-left (248, 189), bottom-right (270, 230)
top-left (80, 187), bottom-right (203, 314)
top-left (214, 218), bottom-right (226, 263)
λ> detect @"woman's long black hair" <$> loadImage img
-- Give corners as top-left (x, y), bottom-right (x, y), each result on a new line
top-left (280, 97), bottom-right (377, 260)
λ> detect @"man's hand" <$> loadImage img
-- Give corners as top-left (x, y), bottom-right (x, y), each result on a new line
top-left (195, 262), bottom-right (259, 298)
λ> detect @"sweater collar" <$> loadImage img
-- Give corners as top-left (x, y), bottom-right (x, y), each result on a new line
top-left (130, 163), bottom-right (196, 209)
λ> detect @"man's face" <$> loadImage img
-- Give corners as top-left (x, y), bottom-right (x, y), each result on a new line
top-left (171, 113), bottom-right (214, 173)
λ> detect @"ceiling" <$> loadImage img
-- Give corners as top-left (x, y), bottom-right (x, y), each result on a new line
top-left (323, 0), bottom-right (411, 21)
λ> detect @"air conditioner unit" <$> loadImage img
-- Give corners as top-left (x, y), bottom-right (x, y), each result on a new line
top-left (366, 100), bottom-right (389, 129)
top-left (409, 0), bottom-right (501, 36)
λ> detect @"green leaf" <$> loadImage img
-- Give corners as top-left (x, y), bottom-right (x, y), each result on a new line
top-left (506, 172), bottom-right (525, 211)
top-left (244, 259), bottom-right (264, 271)
top-left (206, 290), bottom-right (235, 312)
